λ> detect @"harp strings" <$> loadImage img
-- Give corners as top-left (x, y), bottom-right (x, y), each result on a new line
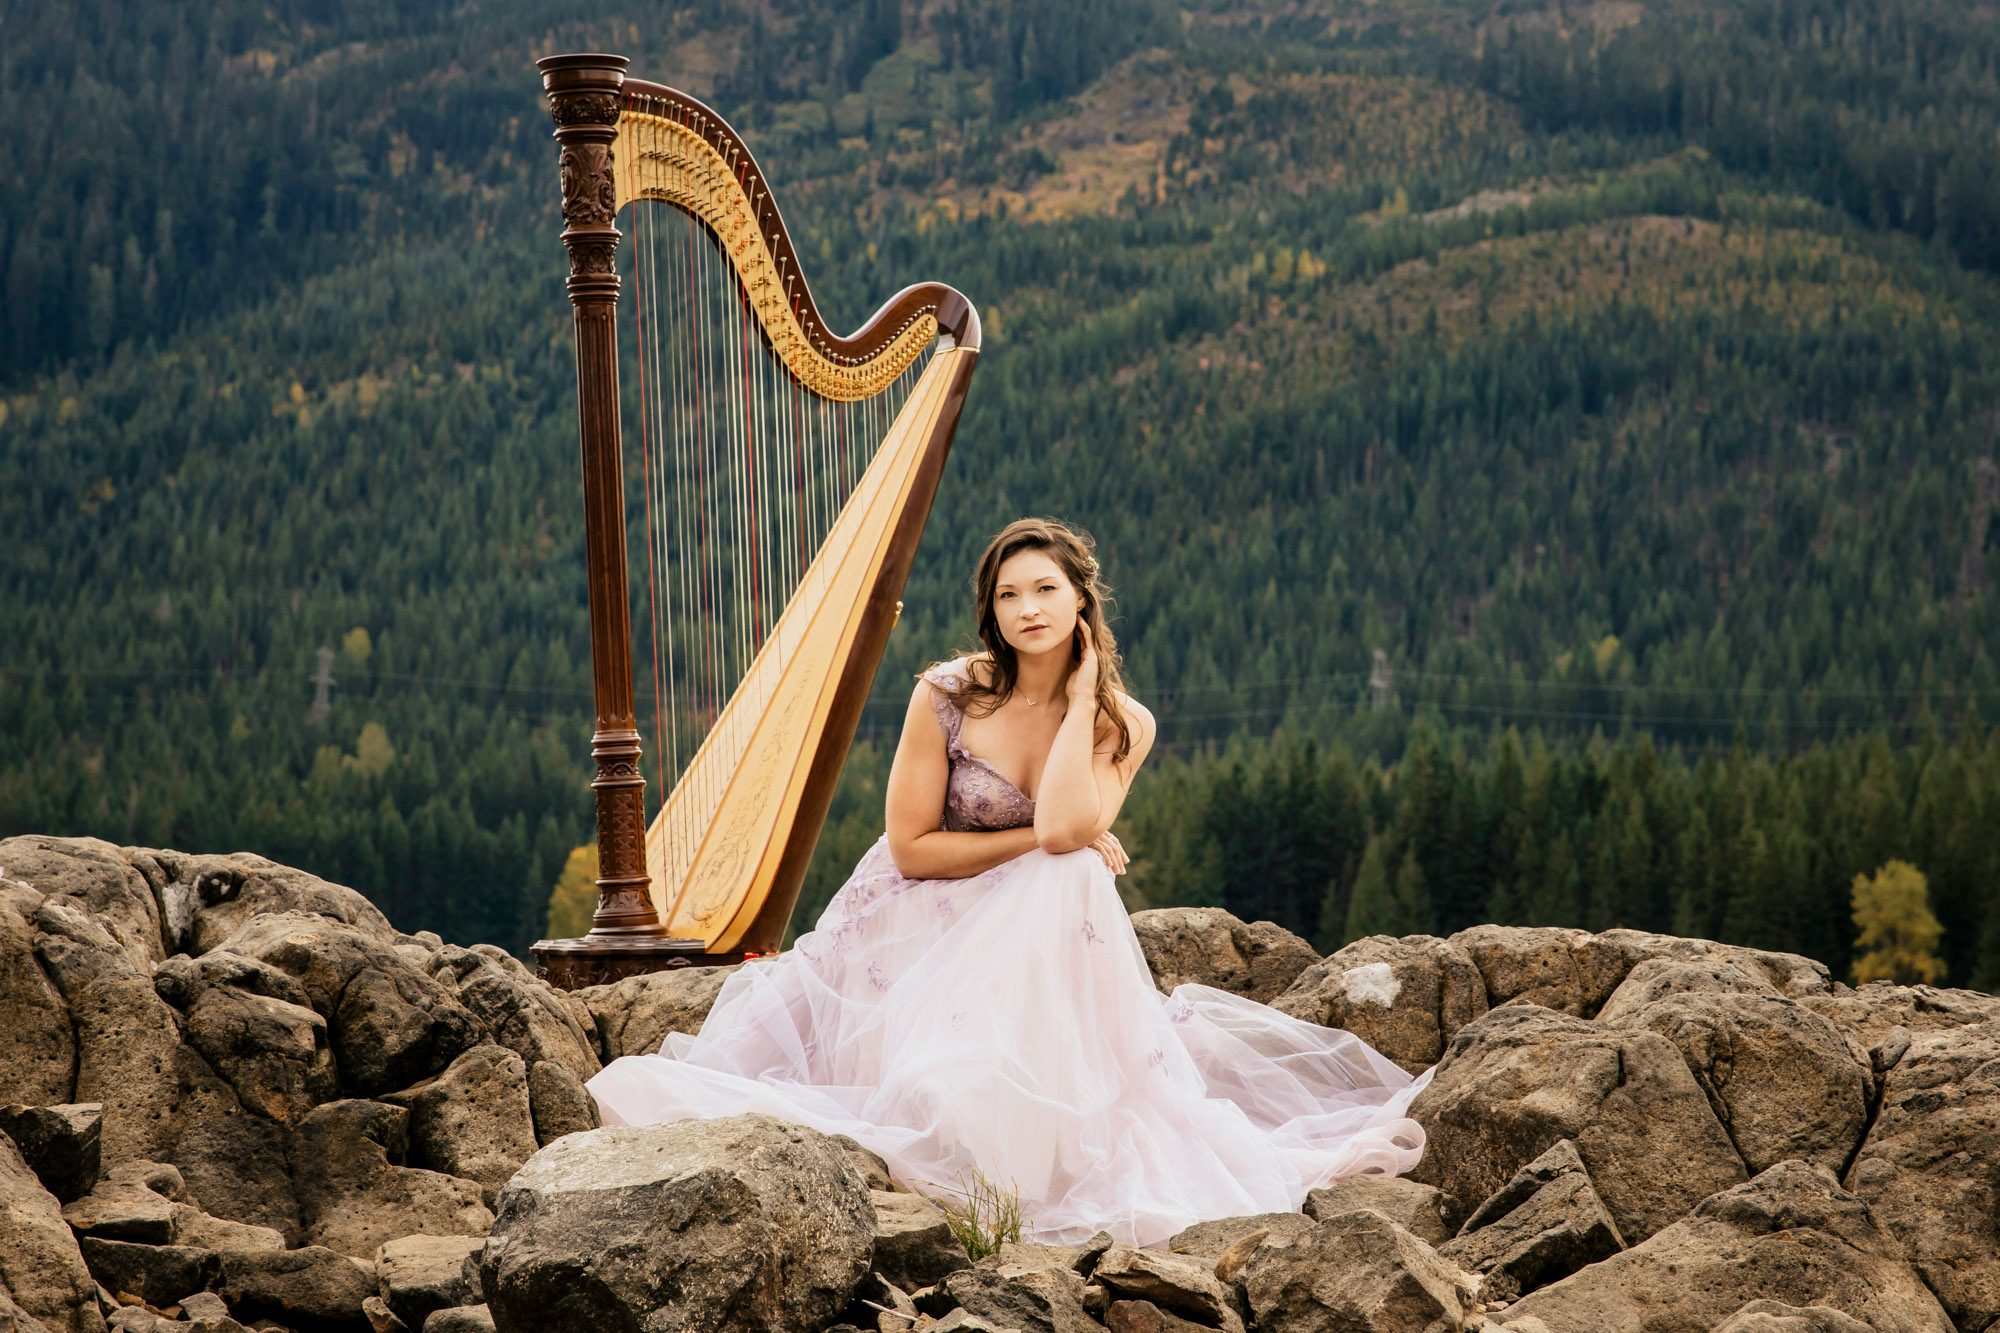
top-left (627, 199), bottom-right (930, 852)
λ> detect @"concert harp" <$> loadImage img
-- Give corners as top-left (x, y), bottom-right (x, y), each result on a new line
top-left (530, 55), bottom-right (981, 989)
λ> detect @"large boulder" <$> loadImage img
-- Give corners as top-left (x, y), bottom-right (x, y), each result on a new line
top-left (424, 947), bottom-right (599, 1082)
top-left (871, 1190), bottom-right (971, 1294)
top-left (0, 1104), bottom-right (102, 1204)
top-left (1601, 988), bottom-right (1870, 1175)
top-left (1709, 1302), bottom-right (1875, 1333)
top-left (1594, 957), bottom-right (1786, 1021)
top-left (1165, 1212), bottom-right (1318, 1260)
top-left (1842, 1018), bottom-right (2000, 1331)
top-left (477, 1114), bottom-right (875, 1333)
top-left (74, 1236), bottom-right (216, 1310)
top-left (1502, 1161), bottom-right (1951, 1333)
top-left (221, 912), bottom-right (482, 1097)
top-left (44, 929), bottom-right (297, 1241)
top-left (375, 1235), bottom-right (483, 1332)
top-left (126, 848), bottom-right (396, 957)
top-left (1238, 1208), bottom-right (1477, 1333)
top-left (0, 883), bottom-right (78, 1106)
top-left (290, 1100), bottom-right (493, 1258)
top-left (1435, 1140), bottom-right (1623, 1302)
top-left (1302, 1176), bottom-right (1461, 1243)
top-left (0, 1128), bottom-right (106, 1333)
top-left (1407, 1004), bottom-right (1746, 1243)
top-left (525, 1061), bottom-right (599, 1148)
top-left (153, 951), bottom-right (338, 1127)
top-left (1088, 1245), bottom-right (1243, 1333)
top-left (1593, 930), bottom-right (1832, 999)
top-left (62, 1160), bottom-right (181, 1244)
top-left (1799, 981), bottom-right (2000, 1056)
top-left (214, 1246), bottom-right (376, 1333)
top-left (385, 1045), bottom-right (539, 1207)
top-left (1273, 934), bottom-right (1487, 1073)
top-left (1127, 908), bottom-right (1319, 1004)
top-left (941, 1265), bottom-right (1097, 1333)
top-left (575, 964), bottom-right (740, 1062)
top-left (1, 837), bottom-right (164, 971)
top-left (1446, 926), bottom-right (1829, 1022)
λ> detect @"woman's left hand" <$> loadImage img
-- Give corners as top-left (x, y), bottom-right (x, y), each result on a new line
top-left (1067, 618), bottom-right (1100, 703)
top-left (1088, 831), bottom-right (1128, 875)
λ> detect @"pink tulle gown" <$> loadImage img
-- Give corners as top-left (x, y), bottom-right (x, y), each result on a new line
top-left (586, 658), bottom-right (1431, 1247)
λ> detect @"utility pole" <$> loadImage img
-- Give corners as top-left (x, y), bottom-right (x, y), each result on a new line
top-left (1370, 649), bottom-right (1393, 712)
top-left (307, 647), bottom-right (336, 726)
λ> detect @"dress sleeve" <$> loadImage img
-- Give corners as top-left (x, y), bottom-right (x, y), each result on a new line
top-left (921, 660), bottom-right (965, 752)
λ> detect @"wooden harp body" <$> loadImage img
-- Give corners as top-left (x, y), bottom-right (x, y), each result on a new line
top-left (530, 55), bottom-right (981, 989)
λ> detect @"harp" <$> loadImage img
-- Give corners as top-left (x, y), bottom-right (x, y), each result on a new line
top-left (529, 55), bottom-right (982, 989)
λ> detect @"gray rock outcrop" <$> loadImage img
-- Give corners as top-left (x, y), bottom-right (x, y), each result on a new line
top-left (375, 1234), bottom-right (483, 1331)
top-left (1238, 1207), bottom-right (1477, 1333)
top-left (1408, 1004), bottom-right (1747, 1242)
top-left (871, 1190), bottom-right (972, 1293)
top-left (1842, 1018), bottom-right (2000, 1332)
top-left (575, 964), bottom-right (740, 1062)
top-left (1303, 1175), bottom-right (1461, 1244)
top-left (1128, 908), bottom-right (1320, 1004)
top-left (0, 1104), bottom-right (102, 1204)
top-left (1436, 1140), bottom-right (1623, 1301)
top-left (291, 1100), bottom-right (493, 1257)
top-left (0, 1126), bottom-right (105, 1333)
top-left (1273, 934), bottom-right (1487, 1072)
top-left (1502, 1161), bottom-right (1951, 1332)
top-left (384, 1046), bottom-right (538, 1208)
top-left (478, 1114), bottom-right (874, 1333)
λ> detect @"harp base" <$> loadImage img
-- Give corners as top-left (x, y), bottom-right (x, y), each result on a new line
top-left (530, 934), bottom-right (747, 990)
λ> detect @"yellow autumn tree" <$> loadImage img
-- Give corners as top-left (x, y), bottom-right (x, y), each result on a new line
top-left (545, 844), bottom-right (599, 940)
top-left (1850, 859), bottom-right (1945, 985)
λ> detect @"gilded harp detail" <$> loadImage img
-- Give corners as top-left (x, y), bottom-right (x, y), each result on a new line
top-left (531, 55), bottom-right (981, 989)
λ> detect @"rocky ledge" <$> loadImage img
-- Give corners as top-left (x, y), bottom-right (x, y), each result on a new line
top-left (1, 835), bottom-right (1996, 1333)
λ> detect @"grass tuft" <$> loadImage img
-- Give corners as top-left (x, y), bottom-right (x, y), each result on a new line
top-left (921, 1166), bottom-right (1024, 1261)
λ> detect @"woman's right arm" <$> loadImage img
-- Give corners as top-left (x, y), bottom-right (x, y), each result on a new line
top-left (884, 677), bottom-right (1040, 880)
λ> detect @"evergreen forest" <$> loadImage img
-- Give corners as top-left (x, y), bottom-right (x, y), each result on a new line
top-left (6, 0), bottom-right (2000, 987)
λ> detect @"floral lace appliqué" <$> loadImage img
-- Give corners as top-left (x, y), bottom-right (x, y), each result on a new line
top-left (868, 961), bottom-right (889, 991)
top-left (1169, 998), bottom-right (1195, 1025)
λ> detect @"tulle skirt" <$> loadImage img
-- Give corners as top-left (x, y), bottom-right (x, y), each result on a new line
top-left (586, 835), bottom-right (1430, 1248)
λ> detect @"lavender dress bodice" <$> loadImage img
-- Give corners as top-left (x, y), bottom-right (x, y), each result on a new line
top-left (926, 659), bottom-right (1038, 833)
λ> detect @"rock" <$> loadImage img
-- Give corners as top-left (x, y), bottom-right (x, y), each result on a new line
top-left (291, 1100), bottom-right (493, 1258)
top-left (154, 952), bottom-right (337, 1128)
top-left (477, 1115), bottom-right (873, 1333)
top-left (1436, 1141), bottom-right (1623, 1302)
top-left (1239, 1208), bottom-right (1477, 1333)
top-left (62, 971), bottom-right (298, 1240)
top-left (170, 1203), bottom-right (286, 1253)
top-left (1164, 1212), bottom-right (1317, 1260)
top-left (1594, 958), bottom-right (1783, 1022)
top-left (1273, 934), bottom-right (1488, 1073)
top-left (1592, 931), bottom-right (1832, 1000)
top-left (0, 1286), bottom-right (60, 1333)
top-left (872, 1190), bottom-right (972, 1294)
top-left (131, 849), bottom-right (396, 958)
top-left (838, 1271), bottom-right (918, 1333)
top-left (1445, 926), bottom-right (1636, 1017)
top-left (1407, 1004), bottom-right (1746, 1242)
top-left (374, 1235), bottom-right (482, 1332)
top-left (1088, 1246), bottom-right (1242, 1333)
top-left (1843, 1018), bottom-right (2000, 1331)
top-left (424, 948), bottom-right (598, 1083)
top-left (1711, 1302), bottom-right (1875, 1333)
top-left (941, 1268), bottom-right (1095, 1333)
top-left (930, 1314), bottom-right (1015, 1333)
top-left (1104, 1302), bottom-right (1213, 1333)
top-left (176, 1294), bottom-right (228, 1323)
top-left (215, 1246), bottom-right (376, 1333)
top-left (574, 964), bottom-right (739, 1062)
top-left (0, 1104), bottom-right (102, 1203)
top-left (1503, 1161), bottom-right (1951, 1333)
top-left (1799, 982), bottom-right (2000, 1059)
top-left (1, 837), bottom-right (164, 972)
top-left (363, 1294), bottom-right (408, 1332)
top-left (220, 914), bottom-right (482, 1098)
top-left (834, 1135), bottom-right (895, 1191)
top-left (1127, 908), bottom-right (1319, 1003)
top-left (384, 1047), bottom-right (537, 1208)
top-left (0, 1124), bottom-right (108, 1333)
top-left (421, 1309), bottom-right (494, 1333)
top-left (1303, 1176), bottom-right (1462, 1244)
top-left (0, 885), bottom-right (77, 1106)
top-left (1602, 989), bottom-right (1870, 1175)
top-left (74, 1239), bottom-right (216, 1310)
top-left (62, 1164), bottom-right (179, 1244)
top-left (523, 1062), bottom-right (597, 1148)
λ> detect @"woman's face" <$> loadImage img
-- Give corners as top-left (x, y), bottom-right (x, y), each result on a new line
top-left (992, 548), bottom-right (1082, 660)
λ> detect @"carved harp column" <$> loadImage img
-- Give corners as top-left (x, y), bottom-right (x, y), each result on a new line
top-left (531, 54), bottom-right (983, 989)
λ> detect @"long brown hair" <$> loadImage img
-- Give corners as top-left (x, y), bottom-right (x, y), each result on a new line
top-left (923, 517), bottom-right (1136, 762)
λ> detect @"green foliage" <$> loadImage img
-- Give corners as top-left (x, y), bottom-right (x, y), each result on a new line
top-left (1851, 859), bottom-right (1946, 986)
top-left (922, 1167), bottom-right (1024, 1262)
top-left (546, 843), bottom-right (599, 942)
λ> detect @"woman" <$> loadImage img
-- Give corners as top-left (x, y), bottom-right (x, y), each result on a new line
top-left (587, 518), bottom-right (1428, 1247)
